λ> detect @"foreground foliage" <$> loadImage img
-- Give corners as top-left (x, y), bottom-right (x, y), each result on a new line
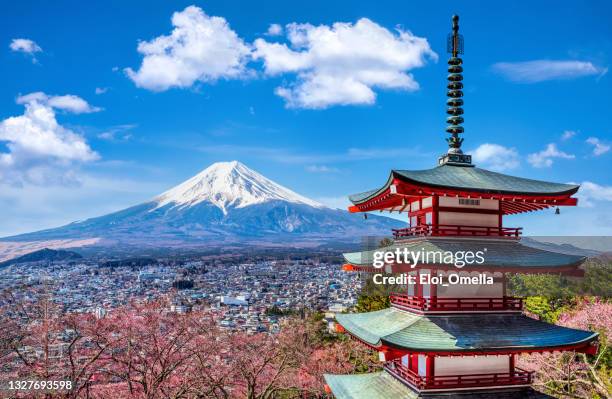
top-left (0, 291), bottom-right (376, 399)
top-left (518, 299), bottom-right (611, 399)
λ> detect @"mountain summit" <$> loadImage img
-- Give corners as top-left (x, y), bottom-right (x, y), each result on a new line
top-left (155, 161), bottom-right (323, 213)
top-left (2, 161), bottom-right (402, 250)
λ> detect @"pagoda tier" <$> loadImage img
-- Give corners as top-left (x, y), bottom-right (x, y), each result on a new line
top-left (324, 371), bottom-right (555, 399)
top-left (348, 164), bottom-right (578, 215)
top-left (342, 238), bottom-right (586, 275)
top-left (334, 308), bottom-right (598, 355)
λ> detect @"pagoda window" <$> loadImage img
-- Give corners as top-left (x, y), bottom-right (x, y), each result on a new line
top-left (425, 212), bottom-right (433, 225)
top-left (422, 196), bottom-right (433, 208)
top-left (407, 280), bottom-right (415, 296)
top-left (436, 271), bottom-right (505, 298)
top-left (421, 269), bottom-right (432, 297)
top-left (411, 200), bottom-right (420, 212)
top-left (438, 211), bottom-right (499, 227)
top-left (435, 355), bottom-right (510, 376)
top-left (418, 354), bottom-right (427, 376)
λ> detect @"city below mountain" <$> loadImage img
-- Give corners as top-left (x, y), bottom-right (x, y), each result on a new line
top-left (1, 161), bottom-right (402, 254)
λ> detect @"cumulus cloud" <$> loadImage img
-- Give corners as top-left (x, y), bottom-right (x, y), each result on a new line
top-left (574, 181), bottom-right (612, 207)
top-left (586, 137), bottom-right (610, 156)
top-left (253, 18), bottom-right (437, 108)
top-left (0, 92), bottom-right (99, 185)
top-left (125, 6), bottom-right (251, 91)
top-left (9, 38), bottom-right (43, 63)
top-left (9, 38), bottom-right (42, 54)
top-left (266, 23), bottom-right (283, 36)
top-left (492, 60), bottom-right (607, 83)
top-left (469, 143), bottom-right (520, 171)
top-left (527, 143), bottom-right (574, 168)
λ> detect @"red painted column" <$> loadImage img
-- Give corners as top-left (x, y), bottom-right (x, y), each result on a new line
top-left (432, 195), bottom-right (439, 235)
top-left (426, 355), bottom-right (435, 382)
top-left (509, 354), bottom-right (515, 373)
top-left (410, 354), bottom-right (417, 372)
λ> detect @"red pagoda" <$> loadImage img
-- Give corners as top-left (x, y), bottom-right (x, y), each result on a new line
top-left (324, 15), bottom-right (598, 399)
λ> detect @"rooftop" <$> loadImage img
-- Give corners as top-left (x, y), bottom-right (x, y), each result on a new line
top-left (335, 308), bottom-right (598, 353)
top-left (349, 164), bottom-right (579, 205)
top-left (324, 371), bottom-right (554, 399)
top-left (342, 237), bottom-right (586, 272)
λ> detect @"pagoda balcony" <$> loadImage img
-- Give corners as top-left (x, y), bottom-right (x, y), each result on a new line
top-left (385, 359), bottom-right (533, 391)
top-left (389, 293), bottom-right (523, 313)
top-left (392, 224), bottom-right (522, 239)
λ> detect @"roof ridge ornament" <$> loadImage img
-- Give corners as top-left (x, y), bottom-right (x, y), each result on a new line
top-left (439, 15), bottom-right (473, 167)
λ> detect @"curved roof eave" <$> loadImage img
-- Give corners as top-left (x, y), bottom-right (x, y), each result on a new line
top-left (349, 165), bottom-right (580, 205)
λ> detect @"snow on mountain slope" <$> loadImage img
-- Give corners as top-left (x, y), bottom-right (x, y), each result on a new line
top-left (155, 161), bottom-right (324, 214)
top-left (1, 161), bottom-right (404, 251)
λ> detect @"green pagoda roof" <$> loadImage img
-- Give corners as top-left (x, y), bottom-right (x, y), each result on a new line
top-left (325, 371), bottom-right (418, 399)
top-left (342, 238), bottom-right (585, 271)
top-left (324, 372), bottom-right (553, 399)
top-left (349, 164), bottom-right (579, 204)
top-left (336, 308), bottom-right (598, 352)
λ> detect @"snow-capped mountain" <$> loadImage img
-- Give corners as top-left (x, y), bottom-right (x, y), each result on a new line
top-left (155, 161), bottom-right (323, 213)
top-left (2, 161), bottom-right (403, 249)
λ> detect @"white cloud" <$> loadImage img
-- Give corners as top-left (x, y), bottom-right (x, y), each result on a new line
top-left (17, 92), bottom-right (102, 114)
top-left (97, 124), bottom-right (136, 141)
top-left (469, 143), bottom-right (520, 171)
top-left (561, 130), bottom-right (576, 140)
top-left (9, 38), bottom-right (42, 54)
top-left (0, 92), bottom-right (99, 185)
top-left (573, 181), bottom-right (612, 207)
top-left (125, 6), bottom-right (251, 91)
top-left (586, 137), bottom-right (610, 156)
top-left (253, 18), bottom-right (436, 109)
top-left (527, 143), bottom-right (575, 168)
top-left (95, 87), bottom-right (108, 95)
top-left (492, 60), bottom-right (607, 83)
top-left (305, 164), bottom-right (339, 173)
top-left (266, 23), bottom-right (283, 36)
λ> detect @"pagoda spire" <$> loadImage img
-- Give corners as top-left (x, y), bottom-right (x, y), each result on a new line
top-left (439, 15), bottom-right (472, 166)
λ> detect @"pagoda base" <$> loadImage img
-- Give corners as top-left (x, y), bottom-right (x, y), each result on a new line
top-left (324, 371), bottom-right (554, 399)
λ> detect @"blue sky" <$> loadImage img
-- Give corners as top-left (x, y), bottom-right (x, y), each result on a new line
top-left (1, 0), bottom-right (611, 237)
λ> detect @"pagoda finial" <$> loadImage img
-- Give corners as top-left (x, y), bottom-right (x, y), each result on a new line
top-left (439, 14), bottom-right (472, 166)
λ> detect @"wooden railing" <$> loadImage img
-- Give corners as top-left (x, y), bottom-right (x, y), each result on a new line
top-left (389, 294), bottom-right (523, 312)
top-left (392, 224), bottom-right (522, 239)
top-left (386, 359), bottom-right (533, 390)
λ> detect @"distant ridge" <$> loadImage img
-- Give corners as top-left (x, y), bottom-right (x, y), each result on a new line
top-left (0, 248), bottom-right (82, 268)
top-left (2, 161), bottom-right (403, 252)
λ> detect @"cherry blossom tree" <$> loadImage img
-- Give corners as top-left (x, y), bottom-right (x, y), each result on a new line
top-left (519, 299), bottom-right (611, 399)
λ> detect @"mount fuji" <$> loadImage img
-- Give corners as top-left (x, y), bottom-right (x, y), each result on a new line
top-left (2, 161), bottom-right (402, 251)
